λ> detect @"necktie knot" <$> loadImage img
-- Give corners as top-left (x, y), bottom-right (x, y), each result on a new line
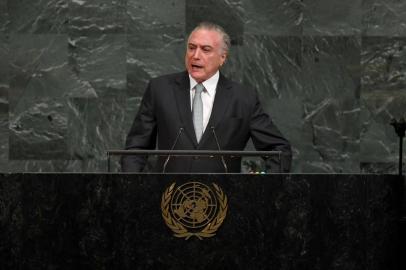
top-left (195, 83), bottom-right (204, 94)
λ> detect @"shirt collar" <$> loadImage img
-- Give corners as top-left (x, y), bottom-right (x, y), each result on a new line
top-left (189, 71), bottom-right (219, 97)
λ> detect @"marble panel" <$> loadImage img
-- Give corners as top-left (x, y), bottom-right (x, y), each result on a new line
top-left (6, 0), bottom-right (68, 34)
top-left (362, 37), bottom-right (406, 92)
top-left (9, 97), bottom-right (69, 160)
top-left (302, 36), bottom-right (361, 102)
top-left (360, 37), bottom-right (406, 163)
top-left (9, 34), bottom-right (68, 102)
top-left (68, 0), bottom-right (126, 35)
top-left (301, 98), bottom-right (361, 171)
top-left (0, 35), bottom-right (9, 171)
top-left (363, 0), bottom-right (406, 36)
top-left (7, 160), bottom-right (73, 172)
top-left (303, 0), bottom-right (362, 35)
top-left (68, 34), bottom-right (126, 97)
top-left (241, 35), bottom-right (302, 99)
top-left (360, 162), bottom-right (403, 174)
top-left (301, 36), bottom-right (361, 172)
top-left (242, 0), bottom-right (303, 35)
top-left (7, 34), bottom-right (99, 160)
top-left (126, 35), bottom-right (184, 97)
top-left (126, 0), bottom-right (185, 43)
top-left (0, 34), bottom-right (9, 114)
top-left (186, 0), bottom-right (244, 45)
top-left (67, 96), bottom-right (140, 172)
top-left (0, 113), bottom-right (8, 172)
top-left (0, 0), bottom-right (8, 34)
top-left (360, 98), bottom-right (406, 163)
top-left (6, 159), bottom-right (110, 173)
top-left (9, 34), bottom-right (95, 103)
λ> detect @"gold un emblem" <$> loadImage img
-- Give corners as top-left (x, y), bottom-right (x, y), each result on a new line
top-left (161, 182), bottom-right (228, 240)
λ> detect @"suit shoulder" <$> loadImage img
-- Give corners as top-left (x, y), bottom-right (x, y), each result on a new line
top-left (149, 71), bottom-right (187, 84)
top-left (226, 79), bottom-right (257, 98)
top-left (221, 75), bottom-right (253, 91)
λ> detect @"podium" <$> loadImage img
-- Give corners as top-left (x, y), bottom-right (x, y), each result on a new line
top-left (0, 173), bottom-right (404, 269)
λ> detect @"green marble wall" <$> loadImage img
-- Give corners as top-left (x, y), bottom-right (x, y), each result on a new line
top-left (0, 0), bottom-right (405, 173)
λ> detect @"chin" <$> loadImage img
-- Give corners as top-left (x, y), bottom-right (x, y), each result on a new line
top-left (190, 73), bottom-right (205, 82)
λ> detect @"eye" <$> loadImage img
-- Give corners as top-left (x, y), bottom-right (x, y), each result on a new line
top-left (202, 47), bottom-right (211, 52)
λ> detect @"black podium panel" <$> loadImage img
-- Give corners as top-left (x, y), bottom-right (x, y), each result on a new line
top-left (0, 174), bottom-right (404, 269)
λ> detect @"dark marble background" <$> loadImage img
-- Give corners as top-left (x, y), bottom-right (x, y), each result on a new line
top-left (0, 0), bottom-right (406, 173)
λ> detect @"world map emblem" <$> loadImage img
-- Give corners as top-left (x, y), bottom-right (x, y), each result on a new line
top-left (161, 182), bottom-right (228, 240)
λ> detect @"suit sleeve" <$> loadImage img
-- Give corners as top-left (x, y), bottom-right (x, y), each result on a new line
top-left (121, 82), bottom-right (157, 172)
top-left (249, 91), bottom-right (292, 172)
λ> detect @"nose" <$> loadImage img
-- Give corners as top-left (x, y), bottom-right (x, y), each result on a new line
top-left (192, 48), bottom-right (201, 59)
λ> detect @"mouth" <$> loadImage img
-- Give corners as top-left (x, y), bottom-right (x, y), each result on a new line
top-left (191, 64), bottom-right (204, 70)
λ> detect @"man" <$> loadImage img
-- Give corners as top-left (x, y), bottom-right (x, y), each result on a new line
top-left (122, 22), bottom-right (292, 173)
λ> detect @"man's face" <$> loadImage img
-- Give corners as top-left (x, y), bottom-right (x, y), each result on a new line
top-left (185, 29), bottom-right (227, 83)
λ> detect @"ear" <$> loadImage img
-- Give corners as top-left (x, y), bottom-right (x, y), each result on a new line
top-left (220, 52), bottom-right (227, 66)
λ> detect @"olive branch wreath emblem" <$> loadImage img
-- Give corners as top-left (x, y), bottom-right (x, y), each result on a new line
top-left (161, 182), bottom-right (228, 240)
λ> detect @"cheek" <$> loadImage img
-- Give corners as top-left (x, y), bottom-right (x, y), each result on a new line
top-left (209, 59), bottom-right (221, 69)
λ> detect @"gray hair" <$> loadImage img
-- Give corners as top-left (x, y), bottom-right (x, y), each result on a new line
top-left (189, 22), bottom-right (231, 53)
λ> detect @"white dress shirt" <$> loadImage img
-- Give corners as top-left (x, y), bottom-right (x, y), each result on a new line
top-left (189, 71), bottom-right (219, 133)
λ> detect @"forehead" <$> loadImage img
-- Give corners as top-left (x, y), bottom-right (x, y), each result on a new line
top-left (187, 29), bottom-right (222, 47)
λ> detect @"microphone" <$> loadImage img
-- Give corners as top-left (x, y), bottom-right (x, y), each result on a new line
top-left (162, 127), bottom-right (184, 173)
top-left (211, 126), bottom-right (228, 173)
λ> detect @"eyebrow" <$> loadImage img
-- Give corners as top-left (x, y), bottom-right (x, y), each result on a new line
top-left (188, 43), bottom-right (214, 50)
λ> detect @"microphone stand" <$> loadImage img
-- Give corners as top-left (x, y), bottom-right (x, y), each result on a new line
top-left (211, 127), bottom-right (228, 173)
top-left (162, 128), bottom-right (184, 173)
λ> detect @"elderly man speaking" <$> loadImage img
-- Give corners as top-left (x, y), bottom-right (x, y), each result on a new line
top-left (122, 22), bottom-right (292, 173)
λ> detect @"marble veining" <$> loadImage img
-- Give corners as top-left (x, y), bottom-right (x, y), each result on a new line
top-left (0, 1), bottom-right (405, 173)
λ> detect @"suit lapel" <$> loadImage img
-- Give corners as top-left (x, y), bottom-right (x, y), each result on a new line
top-left (198, 73), bottom-right (232, 147)
top-left (173, 72), bottom-right (198, 147)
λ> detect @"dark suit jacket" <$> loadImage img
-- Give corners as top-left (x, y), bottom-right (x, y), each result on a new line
top-left (121, 71), bottom-right (292, 173)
